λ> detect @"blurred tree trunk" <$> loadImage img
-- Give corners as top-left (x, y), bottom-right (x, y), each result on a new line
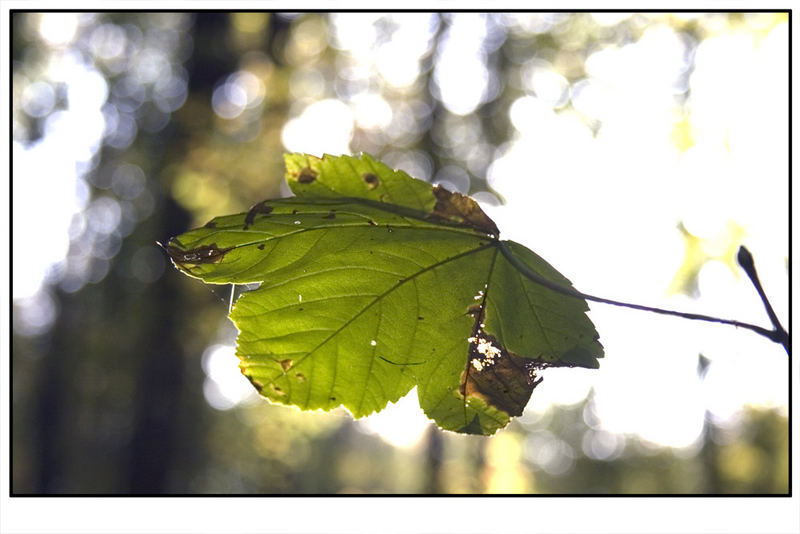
top-left (126, 197), bottom-right (192, 493)
top-left (474, 438), bottom-right (488, 493)
top-left (423, 425), bottom-right (444, 493)
top-left (700, 413), bottom-right (723, 493)
top-left (125, 13), bottom-right (238, 491)
top-left (31, 303), bottom-right (72, 493)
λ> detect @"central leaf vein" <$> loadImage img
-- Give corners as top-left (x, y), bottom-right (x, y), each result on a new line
top-left (258, 241), bottom-right (496, 391)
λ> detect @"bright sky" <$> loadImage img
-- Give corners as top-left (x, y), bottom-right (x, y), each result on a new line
top-left (12, 13), bottom-right (790, 453)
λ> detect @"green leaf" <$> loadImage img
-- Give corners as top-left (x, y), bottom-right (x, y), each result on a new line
top-left (165, 153), bottom-right (603, 435)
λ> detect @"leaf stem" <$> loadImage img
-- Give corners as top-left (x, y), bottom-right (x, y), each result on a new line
top-left (496, 241), bottom-right (787, 351)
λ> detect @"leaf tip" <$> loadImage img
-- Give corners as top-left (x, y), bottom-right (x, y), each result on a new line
top-left (458, 415), bottom-right (485, 435)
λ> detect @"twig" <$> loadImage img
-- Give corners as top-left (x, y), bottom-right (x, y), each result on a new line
top-left (736, 246), bottom-right (789, 353)
top-left (496, 241), bottom-right (788, 352)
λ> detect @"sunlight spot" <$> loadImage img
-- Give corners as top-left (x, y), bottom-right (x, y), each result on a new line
top-left (212, 70), bottom-right (265, 120)
top-left (352, 93), bottom-right (393, 130)
top-left (201, 344), bottom-right (257, 410)
top-left (582, 429), bottom-right (625, 461)
top-left (522, 59), bottom-right (569, 108)
top-left (21, 81), bottom-right (56, 118)
top-left (524, 431), bottom-right (575, 476)
top-left (356, 388), bottom-right (429, 448)
top-left (433, 15), bottom-right (491, 115)
top-left (281, 99), bottom-right (353, 155)
top-left (13, 289), bottom-right (59, 337)
top-left (39, 13), bottom-right (80, 46)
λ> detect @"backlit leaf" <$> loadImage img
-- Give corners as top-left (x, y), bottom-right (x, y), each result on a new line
top-left (166, 153), bottom-right (603, 435)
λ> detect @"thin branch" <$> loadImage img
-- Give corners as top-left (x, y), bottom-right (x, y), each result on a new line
top-left (736, 246), bottom-right (789, 353)
top-left (496, 241), bottom-right (787, 351)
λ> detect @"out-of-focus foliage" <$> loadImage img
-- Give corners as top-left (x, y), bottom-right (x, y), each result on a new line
top-left (12, 12), bottom-right (788, 494)
top-left (510, 397), bottom-right (788, 494)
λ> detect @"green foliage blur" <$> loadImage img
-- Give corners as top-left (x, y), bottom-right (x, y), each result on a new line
top-left (11, 12), bottom-right (788, 494)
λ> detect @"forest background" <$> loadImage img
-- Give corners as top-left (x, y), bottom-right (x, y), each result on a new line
top-left (5, 9), bottom-right (793, 522)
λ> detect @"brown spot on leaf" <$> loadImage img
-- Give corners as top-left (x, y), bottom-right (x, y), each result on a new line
top-left (257, 244), bottom-right (265, 250)
top-left (296, 167), bottom-right (318, 183)
top-left (279, 359), bottom-right (293, 371)
top-left (296, 373), bottom-right (306, 382)
top-left (270, 384), bottom-right (285, 396)
top-left (368, 219), bottom-right (378, 226)
top-left (164, 242), bottom-right (233, 266)
top-left (243, 201), bottom-right (274, 229)
top-left (459, 333), bottom-right (543, 417)
top-left (362, 172), bottom-right (380, 190)
top-left (429, 185), bottom-right (499, 236)
top-left (245, 374), bottom-right (264, 393)
top-left (459, 297), bottom-right (543, 417)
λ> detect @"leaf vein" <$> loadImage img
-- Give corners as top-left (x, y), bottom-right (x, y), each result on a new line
top-left (261, 243), bottom-right (495, 393)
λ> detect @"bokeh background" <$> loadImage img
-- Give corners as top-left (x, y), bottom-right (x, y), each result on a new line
top-left (11, 12), bottom-right (789, 494)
